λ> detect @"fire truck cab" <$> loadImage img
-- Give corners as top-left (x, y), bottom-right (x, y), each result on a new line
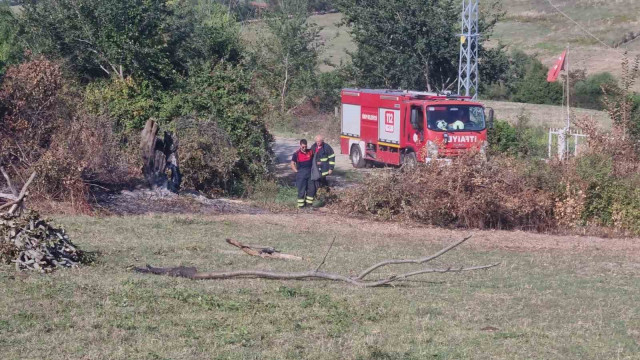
top-left (339, 88), bottom-right (494, 167)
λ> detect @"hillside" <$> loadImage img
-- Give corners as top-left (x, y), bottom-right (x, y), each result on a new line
top-left (492, 0), bottom-right (640, 83)
top-left (310, 1), bottom-right (640, 84)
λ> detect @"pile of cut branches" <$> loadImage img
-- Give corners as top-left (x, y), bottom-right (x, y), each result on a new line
top-left (0, 168), bottom-right (93, 272)
top-left (0, 211), bottom-right (91, 271)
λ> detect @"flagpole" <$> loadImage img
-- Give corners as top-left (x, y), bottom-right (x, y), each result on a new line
top-left (566, 46), bottom-right (570, 130)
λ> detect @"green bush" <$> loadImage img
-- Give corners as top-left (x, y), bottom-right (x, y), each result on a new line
top-left (573, 72), bottom-right (618, 110)
top-left (488, 114), bottom-right (547, 158)
top-left (0, 3), bottom-right (22, 74)
top-left (84, 78), bottom-right (161, 134)
top-left (179, 62), bottom-right (274, 190)
top-left (312, 69), bottom-right (348, 111)
top-left (511, 60), bottom-right (562, 105)
top-left (176, 117), bottom-right (239, 195)
top-left (484, 50), bottom-right (562, 105)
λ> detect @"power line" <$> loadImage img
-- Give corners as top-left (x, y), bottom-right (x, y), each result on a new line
top-left (544, 0), bottom-right (624, 54)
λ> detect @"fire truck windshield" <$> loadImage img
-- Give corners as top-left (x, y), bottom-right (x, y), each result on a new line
top-left (426, 105), bottom-right (485, 132)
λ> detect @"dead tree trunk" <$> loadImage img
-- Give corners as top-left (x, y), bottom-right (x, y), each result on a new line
top-left (140, 119), bottom-right (181, 192)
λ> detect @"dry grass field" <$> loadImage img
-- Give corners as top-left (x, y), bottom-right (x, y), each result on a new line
top-left (491, 0), bottom-right (640, 90)
top-left (1, 213), bottom-right (639, 359)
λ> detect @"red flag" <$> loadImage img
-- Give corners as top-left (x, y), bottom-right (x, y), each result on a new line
top-left (547, 50), bottom-right (567, 82)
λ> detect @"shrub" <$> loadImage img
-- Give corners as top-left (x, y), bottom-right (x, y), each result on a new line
top-left (180, 62), bottom-right (274, 188)
top-left (84, 77), bottom-right (160, 134)
top-left (338, 155), bottom-right (556, 231)
top-left (488, 112), bottom-right (547, 158)
top-left (511, 59), bottom-right (562, 105)
top-left (312, 69), bottom-right (348, 112)
top-left (0, 57), bottom-right (67, 167)
top-left (573, 72), bottom-right (619, 110)
top-left (484, 50), bottom-right (562, 105)
top-left (176, 117), bottom-right (239, 195)
top-left (0, 58), bottom-right (134, 212)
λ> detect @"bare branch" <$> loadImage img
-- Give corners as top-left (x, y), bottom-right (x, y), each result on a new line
top-left (226, 238), bottom-right (302, 261)
top-left (356, 235), bottom-right (473, 280)
top-left (135, 263), bottom-right (499, 287)
top-left (0, 167), bottom-right (18, 197)
top-left (0, 172), bottom-right (36, 214)
top-left (135, 236), bottom-right (498, 287)
top-left (0, 193), bottom-right (18, 201)
top-left (315, 236), bottom-right (337, 272)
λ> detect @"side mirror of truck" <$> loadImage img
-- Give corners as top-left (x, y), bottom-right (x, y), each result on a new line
top-left (486, 107), bottom-right (495, 129)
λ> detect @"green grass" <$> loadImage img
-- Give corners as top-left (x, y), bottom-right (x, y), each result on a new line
top-left (248, 180), bottom-right (299, 209)
top-left (1, 214), bottom-right (639, 359)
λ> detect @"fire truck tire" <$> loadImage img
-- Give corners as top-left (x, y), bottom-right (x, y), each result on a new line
top-left (350, 145), bottom-right (366, 168)
top-left (401, 152), bottom-right (417, 167)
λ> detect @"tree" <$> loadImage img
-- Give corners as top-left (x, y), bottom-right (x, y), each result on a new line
top-left (335, 0), bottom-right (504, 92)
top-left (511, 58), bottom-right (562, 105)
top-left (19, 0), bottom-right (243, 86)
top-left (253, 0), bottom-right (322, 112)
top-left (573, 72), bottom-right (618, 110)
top-left (0, 3), bottom-right (22, 74)
top-left (20, 0), bottom-right (173, 84)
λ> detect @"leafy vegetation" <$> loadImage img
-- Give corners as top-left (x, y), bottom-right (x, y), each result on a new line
top-left (335, 0), bottom-right (504, 92)
top-left (0, 0), bottom-right (276, 200)
top-left (484, 50), bottom-right (562, 105)
top-left (251, 0), bottom-right (323, 112)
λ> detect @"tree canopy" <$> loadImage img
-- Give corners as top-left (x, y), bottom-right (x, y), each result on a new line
top-left (335, 0), bottom-right (503, 93)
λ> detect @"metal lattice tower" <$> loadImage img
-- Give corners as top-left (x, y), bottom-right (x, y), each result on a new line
top-left (458, 0), bottom-right (479, 99)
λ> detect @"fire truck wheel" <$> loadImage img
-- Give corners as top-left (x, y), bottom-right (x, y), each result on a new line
top-left (350, 145), bottom-right (366, 168)
top-left (401, 152), bottom-right (417, 167)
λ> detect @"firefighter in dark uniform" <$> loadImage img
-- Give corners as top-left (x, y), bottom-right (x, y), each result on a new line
top-left (309, 135), bottom-right (335, 189)
top-left (290, 139), bottom-right (316, 208)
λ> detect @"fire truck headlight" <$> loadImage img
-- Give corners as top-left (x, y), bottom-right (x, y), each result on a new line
top-left (426, 141), bottom-right (439, 159)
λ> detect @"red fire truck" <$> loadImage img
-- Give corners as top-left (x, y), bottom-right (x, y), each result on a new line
top-left (339, 89), bottom-right (494, 167)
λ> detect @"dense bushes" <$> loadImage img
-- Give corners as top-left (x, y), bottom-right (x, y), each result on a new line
top-left (0, 58), bottom-right (132, 211)
top-left (84, 78), bottom-right (160, 134)
top-left (0, 0), bottom-right (277, 203)
top-left (487, 116), bottom-right (547, 158)
top-left (179, 62), bottom-right (274, 183)
top-left (175, 117), bottom-right (239, 195)
top-left (338, 156), bottom-right (556, 231)
top-left (573, 72), bottom-right (618, 110)
top-left (484, 50), bottom-right (562, 105)
top-left (338, 152), bottom-right (640, 235)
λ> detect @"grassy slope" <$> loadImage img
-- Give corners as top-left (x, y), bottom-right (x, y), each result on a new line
top-left (1, 214), bottom-right (639, 359)
top-left (491, 0), bottom-right (640, 84)
top-left (308, 1), bottom-right (640, 78)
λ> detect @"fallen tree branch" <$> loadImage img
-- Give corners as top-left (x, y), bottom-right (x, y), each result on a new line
top-left (0, 193), bottom-right (18, 201)
top-left (355, 235), bottom-right (473, 280)
top-left (226, 238), bottom-right (303, 261)
top-left (135, 263), bottom-right (499, 287)
top-left (136, 236), bottom-right (499, 287)
top-left (315, 236), bottom-right (336, 272)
